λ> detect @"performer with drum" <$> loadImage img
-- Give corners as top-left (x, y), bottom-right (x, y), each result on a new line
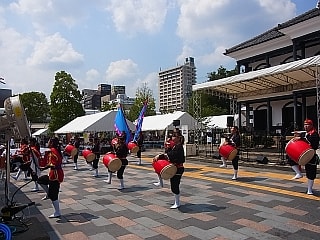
top-left (37, 137), bottom-right (64, 218)
top-left (73, 136), bottom-right (80, 170)
top-left (166, 131), bottom-right (185, 209)
top-left (153, 133), bottom-right (174, 187)
top-left (136, 132), bottom-right (144, 165)
top-left (302, 119), bottom-right (319, 195)
top-left (105, 135), bottom-right (129, 190)
top-left (12, 138), bottom-right (30, 181)
top-left (220, 126), bottom-right (241, 180)
top-left (91, 138), bottom-right (100, 177)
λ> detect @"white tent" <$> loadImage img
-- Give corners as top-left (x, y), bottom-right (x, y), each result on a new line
top-left (32, 128), bottom-right (48, 136)
top-left (142, 111), bottom-right (197, 131)
top-left (55, 111), bottom-right (135, 134)
top-left (203, 115), bottom-right (235, 129)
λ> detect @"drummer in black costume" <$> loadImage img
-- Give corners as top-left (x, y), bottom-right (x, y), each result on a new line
top-left (105, 135), bottom-right (128, 190)
top-left (300, 119), bottom-right (319, 195)
top-left (221, 126), bottom-right (241, 180)
top-left (91, 138), bottom-right (100, 177)
top-left (166, 131), bottom-right (185, 209)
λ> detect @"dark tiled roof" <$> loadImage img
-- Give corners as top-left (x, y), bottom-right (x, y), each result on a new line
top-left (225, 8), bottom-right (320, 54)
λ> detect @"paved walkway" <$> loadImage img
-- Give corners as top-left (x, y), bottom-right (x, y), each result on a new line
top-left (1, 151), bottom-right (320, 240)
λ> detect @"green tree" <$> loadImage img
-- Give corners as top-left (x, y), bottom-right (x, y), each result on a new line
top-left (188, 93), bottom-right (229, 118)
top-left (127, 83), bottom-right (156, 122)
top-left (49, 71), bottom-right (85, 132)
top-left (207, 65), bottom-right (237, 81)
top-left (101, 101), bottom-right (116, 111)
top-left (189, 65), bottom-right (237, 118)
top-left (20, 92), bottom-right (50, 124)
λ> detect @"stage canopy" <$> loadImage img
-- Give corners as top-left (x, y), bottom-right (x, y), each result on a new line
top-left (193, 55), bottom-right (320, 99)
top-left (142, 111), bottom-right (197, 131)
top-left (55, 111), bottom-right (135, 134)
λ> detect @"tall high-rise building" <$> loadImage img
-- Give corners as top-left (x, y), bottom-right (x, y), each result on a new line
top-left (159, 57), bottom-right (196, 112)
top-left (111, 85), bottom-right (126, 95)
top-left (98, 84), bottom-right (111, 96)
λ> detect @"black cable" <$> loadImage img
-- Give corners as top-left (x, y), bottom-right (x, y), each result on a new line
top-left (10, 179), bottom-right (33, 206)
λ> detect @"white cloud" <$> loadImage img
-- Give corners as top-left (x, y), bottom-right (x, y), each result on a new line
top-left (106, 0), bottom-right (168, 36)
top-left (104, 59), bottom-right (159, 99)
top-left (135, 72), bottom-right (159, 100)
top-left (26, 32), bottom-right (84, 68)
top-left (105, 59), bottom-right (140, 96)
top-left (175, 0), bottom-right (297, 76)
top-left (9, 0), bottom-right (54, 15)
top-left (86, 69), bottom-right (100, 83)
top-left (258, 0), bottom-right (296, 16)
top-left (9, 0), bottom-right (92, 33)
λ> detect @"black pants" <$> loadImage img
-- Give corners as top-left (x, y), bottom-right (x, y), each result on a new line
top-left (232, 155), bottom-right (239, 170)
top-left (92, 157), bottom-right (99, 169)
top-left (73, 153), bottom-right (79, 164)
top-left (305, 156), bottom-right (317, 180)
top-left (137, 148), bottom-right (142, 158)
top-left (37, 175), bottom-right (60, 201)
top-left (170, 167), bottom-right (184, 195)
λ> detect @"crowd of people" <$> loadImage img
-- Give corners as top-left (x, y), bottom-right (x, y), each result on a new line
top-left (1, 118), bottom-right (319, 218)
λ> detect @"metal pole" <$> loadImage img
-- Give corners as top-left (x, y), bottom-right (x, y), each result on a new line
top-left (5, 140), bottom-right (10, 205)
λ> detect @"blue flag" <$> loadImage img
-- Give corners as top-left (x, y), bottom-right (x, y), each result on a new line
top-left (114, 106), bottom-right (132, 144)
top-left (133, 102), bottom-right (147, 142)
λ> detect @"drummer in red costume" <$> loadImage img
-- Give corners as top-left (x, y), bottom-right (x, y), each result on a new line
top-left (12, 138), bottom-right (30, 181)
top-left (220, 126), bottom-right (241, 180)
top-left (298, 119), bottom-right (319, 195)
top-left (37, 137), bottom-right (64, 218)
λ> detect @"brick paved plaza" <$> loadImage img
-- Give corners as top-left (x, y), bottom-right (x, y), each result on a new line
top-left (1, 152), bottom-right (320, 240)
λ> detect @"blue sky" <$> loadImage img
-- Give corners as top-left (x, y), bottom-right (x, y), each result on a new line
top-left (0, 0), bottom-right (318, 110)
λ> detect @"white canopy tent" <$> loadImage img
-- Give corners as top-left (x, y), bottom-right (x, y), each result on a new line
top-left (54, 111), bottom-right (135, 134)
top-left (142, 111), bottom-right (197, 131)
top-left (32, 128), bottom-right (48, 136)
top-left (193, 55), bottom-right (320, 100)
top-left (203, 115), bottom-right (235, 129)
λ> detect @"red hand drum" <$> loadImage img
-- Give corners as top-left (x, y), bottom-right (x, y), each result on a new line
top-left (128, 141), bottom-right (139, 153)
top-left (152, 155), bottom-right (177, 180)
top-left (103, 152), bottom-right (122, 172)
top-left (219, 144), bottom-right (238, 161)
top-left (82, 149), bottom-right (96, 162)
top-left (65, 144), bottom-right (78, 157)
top-left (285, 139), bottom-right (315, 166)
